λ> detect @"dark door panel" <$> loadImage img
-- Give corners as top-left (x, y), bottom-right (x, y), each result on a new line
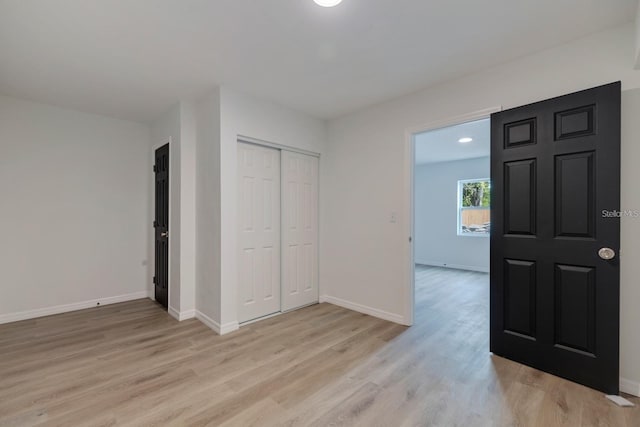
top-left (490, 82), bottom-right (620, 393)
top-left (154, 143), bottom-right (169, 310)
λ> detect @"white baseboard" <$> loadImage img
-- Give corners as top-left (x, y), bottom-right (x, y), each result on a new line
top-left (168, 307), bottom-right (195, 321)
top-left (320, 295), bottom-right (407, 325)
top-left (179, 309), bottom-right (196, 321)
top-left (415, 261), bottom-right (489, 273)
top-left (195, 310), bottom-right (239, 335)
top-left (168, 306), bottom-right (180, 321)
top-left (0, 291), bottom-right (151, 325)
top-left (195, 310), bottom-right (218, 332)
top-left (219, 320), bottom-right (240, 335)
top-left (620, 377), bottom-right (640, 397)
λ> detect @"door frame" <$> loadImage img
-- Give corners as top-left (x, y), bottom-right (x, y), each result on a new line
top-left (236, 136), bottom-right (321, 325)
top-left (402, 106), bottom-right (502, 326)
top-left (238, 135), bottom-right (321, 158)
top-left (151, 138), bottom-right (171, 311)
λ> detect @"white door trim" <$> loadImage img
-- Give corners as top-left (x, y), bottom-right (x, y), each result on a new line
top-left (402, 106), bottom-right (502, 326)
top-left (238, 135), bottom-right (321, 158)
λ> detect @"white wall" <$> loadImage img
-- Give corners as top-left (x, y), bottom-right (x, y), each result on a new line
top-left (0, 95), bottom-right (150, 321)
top-left (179, 102), bottom-right (197, 316)
top-left (620, 88), bottom-right (640, 391)
top-left (322, 23), bottom-right (640, 390)
top-left (414, 157), bottom-right (490, 272)
top-left (195, 89), bottom-right (222, 326)
top-left (635, 3), bottom-right (640, 69)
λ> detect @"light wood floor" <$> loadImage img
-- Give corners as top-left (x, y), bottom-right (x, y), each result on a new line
top-left (1, 266), bottom-right (638, 426)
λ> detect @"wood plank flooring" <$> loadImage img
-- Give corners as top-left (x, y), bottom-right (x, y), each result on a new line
top-left (0, 265), bottom-right (638, 426)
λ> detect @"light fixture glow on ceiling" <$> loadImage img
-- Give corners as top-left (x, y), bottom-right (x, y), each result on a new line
top-left (314, 0), bottom-right (343, 7)
top-left (458, 137), bottom-right (473, 143)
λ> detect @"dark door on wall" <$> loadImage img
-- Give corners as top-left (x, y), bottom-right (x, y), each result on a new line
top-left (490, 82), bottom-right (621, 394)
top-left (154, 143), bottom-right (169, 310)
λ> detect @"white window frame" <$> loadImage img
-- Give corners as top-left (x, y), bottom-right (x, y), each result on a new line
top-left (457, 178), bottom-right (491, 237)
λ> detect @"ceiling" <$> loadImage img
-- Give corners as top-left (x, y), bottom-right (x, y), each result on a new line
top-left (414, 118), bottom-right (490, 165)
top-left (0, 0), bottom-right (637, 123)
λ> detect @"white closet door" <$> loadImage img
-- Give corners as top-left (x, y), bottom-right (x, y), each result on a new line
top-left (237, 142), bottom-right (281, 323)
top-left (281, 151), bottom-right (319, 312)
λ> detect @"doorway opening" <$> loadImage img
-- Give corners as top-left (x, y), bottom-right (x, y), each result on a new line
top-left (411, 117), bottom-right (491, 328)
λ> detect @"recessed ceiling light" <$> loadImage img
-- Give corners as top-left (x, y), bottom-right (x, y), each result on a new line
top-left (458, 137), bottom-right (473, 143)
top-left (314, 0), bottom-right (343, 7)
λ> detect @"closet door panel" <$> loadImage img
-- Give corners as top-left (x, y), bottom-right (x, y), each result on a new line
top-left (282, 151), bottom-right (319, 311)
top-left (238, 142), bottom-right (281, 323)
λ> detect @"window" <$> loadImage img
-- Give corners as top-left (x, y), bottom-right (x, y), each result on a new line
top-left (458, 178), bottom-right (490, 236)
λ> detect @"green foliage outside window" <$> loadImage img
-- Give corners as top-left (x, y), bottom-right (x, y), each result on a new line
top-left (462, 181), bottom-right (490, 207)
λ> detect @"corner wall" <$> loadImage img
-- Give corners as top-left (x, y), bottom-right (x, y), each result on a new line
top-left (179, 102), bottom-right (197, 317)
top-left (217, 87), bottom-right (326, 330)
top-left (0, 95), bottom-right (151, 322)
top-left (195, 89), bottom-right (222, 328)
top-left (192, 86), bottom-right (326, 333)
